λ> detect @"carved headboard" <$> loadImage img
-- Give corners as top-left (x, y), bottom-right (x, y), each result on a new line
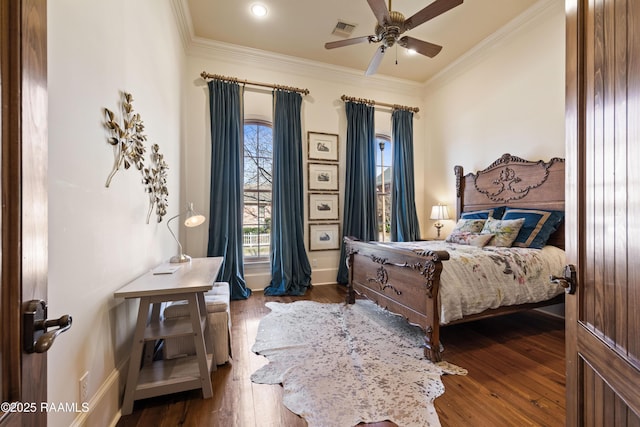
top-left (454, 153), bottom-right (565, 249)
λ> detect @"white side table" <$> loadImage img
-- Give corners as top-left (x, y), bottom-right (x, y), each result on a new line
top-left (114, 257), bottom-right (223, 415)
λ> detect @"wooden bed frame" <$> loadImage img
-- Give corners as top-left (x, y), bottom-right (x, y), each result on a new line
top-left (344, 153), bottom-right (565, 362)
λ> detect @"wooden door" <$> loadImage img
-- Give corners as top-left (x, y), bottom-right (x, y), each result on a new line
top-left (565, 0), bottom-right (640, 425)
top-left (0, 0), bottom-right (48, 426)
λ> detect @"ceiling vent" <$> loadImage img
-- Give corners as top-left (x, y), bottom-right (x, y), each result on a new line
top-left (332, 20), bottom-right (357, 38)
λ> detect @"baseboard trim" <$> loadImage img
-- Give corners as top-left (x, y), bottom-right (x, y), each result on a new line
top-left (310, 281), bottom-right (340, 287)
top-left (246, 267), bottom-right (339, 291)
top-left (311, 268), bottom-right (339, 286)
top-left (70, 360), bottom-right (127, 427)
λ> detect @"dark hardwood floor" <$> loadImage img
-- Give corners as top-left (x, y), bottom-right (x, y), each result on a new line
top-left (117, 284), bottom-right (565, 427)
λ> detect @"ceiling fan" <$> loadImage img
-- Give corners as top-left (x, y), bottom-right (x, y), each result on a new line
top-left (324, 0), bottom-right (463, 76)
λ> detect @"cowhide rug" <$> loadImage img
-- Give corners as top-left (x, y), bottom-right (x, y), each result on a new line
top-left (251, 300), bottom-right (466, 427)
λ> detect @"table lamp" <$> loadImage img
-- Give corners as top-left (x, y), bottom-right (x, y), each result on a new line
top-left (429, 204), bottom-right (449, 239)
top-left (167, 202), bottom-right (206, 263)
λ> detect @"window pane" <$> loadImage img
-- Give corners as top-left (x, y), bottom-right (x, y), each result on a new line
top-left (257, 125), bottom-right (272, 154)
top-left (376, 139), bottom-right (391, 166)
top-left (257, 190), bottom-right (271, 205)
top-left (245, 124), bottom-right (257, 144)
top-left (257, 157), bottom-right (272, 190)
top-left (377, 193), bottom-right (391, 242)
top-left (244, 162), bottom-right (258, 188)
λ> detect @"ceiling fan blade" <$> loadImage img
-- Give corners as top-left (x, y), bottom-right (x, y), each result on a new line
top-left (365, 46), bottom-right (385, 76)
top-left (404, 0), bottom-right (463, 31)
top-left (367, 0), bottom-right (391, 26)
top-left (325, 35), bottom-right (373, 49)
top-left (398, 36), bottom-right (442, 58)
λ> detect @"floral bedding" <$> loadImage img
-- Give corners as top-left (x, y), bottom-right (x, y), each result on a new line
top-left (375, 241), bottom-right (566, 324)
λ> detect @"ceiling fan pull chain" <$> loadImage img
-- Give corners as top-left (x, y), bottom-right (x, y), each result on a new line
top-left (395, 44), bottom-right (398, 65)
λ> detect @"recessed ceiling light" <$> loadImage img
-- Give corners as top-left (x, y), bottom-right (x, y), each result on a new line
top-left (251, 3), bottom-right (268, 18)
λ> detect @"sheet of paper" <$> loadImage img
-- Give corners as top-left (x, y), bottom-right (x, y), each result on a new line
top-left (152, 265), bottom-right (180, 275)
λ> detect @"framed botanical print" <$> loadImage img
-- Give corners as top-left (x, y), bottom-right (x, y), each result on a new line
top-left (309, 223), bottom-right (340, 251)
top-left (308, 163), bottom-right (339, 191)
top-left (309, 193), bottom-right (339, 221)
top-left (308, 132), bottom-right (339, 162)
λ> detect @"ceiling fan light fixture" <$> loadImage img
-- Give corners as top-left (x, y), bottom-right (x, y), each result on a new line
top-left (323, 0), bottom-right (463, 75)
top-left (250, 3), bottom-right (268, 18)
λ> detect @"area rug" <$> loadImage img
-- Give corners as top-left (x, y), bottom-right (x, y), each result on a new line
top-left (251, 300), bottom-right (467, 427)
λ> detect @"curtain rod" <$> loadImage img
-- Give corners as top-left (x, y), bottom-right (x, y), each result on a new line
top-left (200, 72), bottom-right (310, 95)
top-left (340, 95), bottom-right (419, 113)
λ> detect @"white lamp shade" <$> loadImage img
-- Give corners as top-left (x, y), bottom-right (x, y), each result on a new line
top-left (184, 214), bottom-right (205, 227)
top-left (184, 203), bottom-right (206, 227)
top-left (430, 205), bottom-right (450, 221)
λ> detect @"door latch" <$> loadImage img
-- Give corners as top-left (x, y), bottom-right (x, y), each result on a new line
top-left (550, 264), bottom-right (577, 295)
top-left (23, 300), bottom-right (72, 353)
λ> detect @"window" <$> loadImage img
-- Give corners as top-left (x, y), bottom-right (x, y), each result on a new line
top-left (243, 121), bottom-right (272, 261)
top-left (376, 135), bottom-right (392, 242)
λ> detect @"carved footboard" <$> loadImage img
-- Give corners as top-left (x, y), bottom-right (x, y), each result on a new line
top-left (344, 237), bottom-right (450, 362)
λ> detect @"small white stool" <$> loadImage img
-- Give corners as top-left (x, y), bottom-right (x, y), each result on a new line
top-left (163, 282), bottom-right (231, 365)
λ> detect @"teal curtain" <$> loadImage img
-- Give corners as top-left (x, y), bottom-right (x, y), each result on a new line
top-left (206, 80), bottom-right (251, 300)
top-left (391, 109), bottom-right (421, 241)
top-left (337, 102), bottom-right (378, 284)
top-left (264, 90), bottom-right (312, 295)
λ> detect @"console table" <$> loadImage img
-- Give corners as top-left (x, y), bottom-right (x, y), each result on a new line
top-left (114, 257), bottom-right (223, 415)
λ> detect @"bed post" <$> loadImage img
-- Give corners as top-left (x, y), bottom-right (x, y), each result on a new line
top-left (416, 249), bottom-right (447, 362)
top-left (344, 237), bottom-right (357, 304)
top-left (454, 165), bottom-right (464, 220)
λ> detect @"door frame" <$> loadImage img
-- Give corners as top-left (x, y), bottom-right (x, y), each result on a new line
top-left (1, 0), bottom-right (48, 425)
top-left (564, 0), bottom-right (583, 424)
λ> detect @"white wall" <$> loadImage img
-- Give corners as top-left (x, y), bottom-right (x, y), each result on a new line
top-left (421, 0), bottom-right (565, 238)
top-left (47, 1), bottom-right (185, 425)
top-left (182, 45), bottom-right (427, 289)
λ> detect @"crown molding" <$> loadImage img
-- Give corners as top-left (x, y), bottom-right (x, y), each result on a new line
top-left (424, 0), bottom-right (560, 91)
top-left (187, 37), bottom-right (423, 96)
top-left (170, 0), bottom-right (195, 52)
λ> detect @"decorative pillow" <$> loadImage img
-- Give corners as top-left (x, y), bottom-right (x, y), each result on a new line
top-left (469, 233), bottom-right (495, 247)
top-left (480, 217), bottom-right (525, 247)
top-left (448, 218), bottom-right (486, 234)
top-left (446, 219), bottom-right (488, 244)
top-left (460, 206), bottom-right (506, 220)
top-left (501, 208), bottom-right (565, 249)
top-left (446, 231), bottom-right (494, 247)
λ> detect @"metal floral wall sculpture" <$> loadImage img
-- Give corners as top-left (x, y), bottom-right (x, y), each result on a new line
top-left (104, 92), bottom-right (146, 187)
top-left (143, 144), bottom-right (169, 223)
top-left (104, 92), bottom-right (169, 223)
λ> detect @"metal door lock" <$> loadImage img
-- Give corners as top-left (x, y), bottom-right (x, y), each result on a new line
top-left (23, 300), bottom-right (72, 353)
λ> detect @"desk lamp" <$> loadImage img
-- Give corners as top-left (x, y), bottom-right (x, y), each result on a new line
top-left (167, 202), bottom-right (205, 263)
